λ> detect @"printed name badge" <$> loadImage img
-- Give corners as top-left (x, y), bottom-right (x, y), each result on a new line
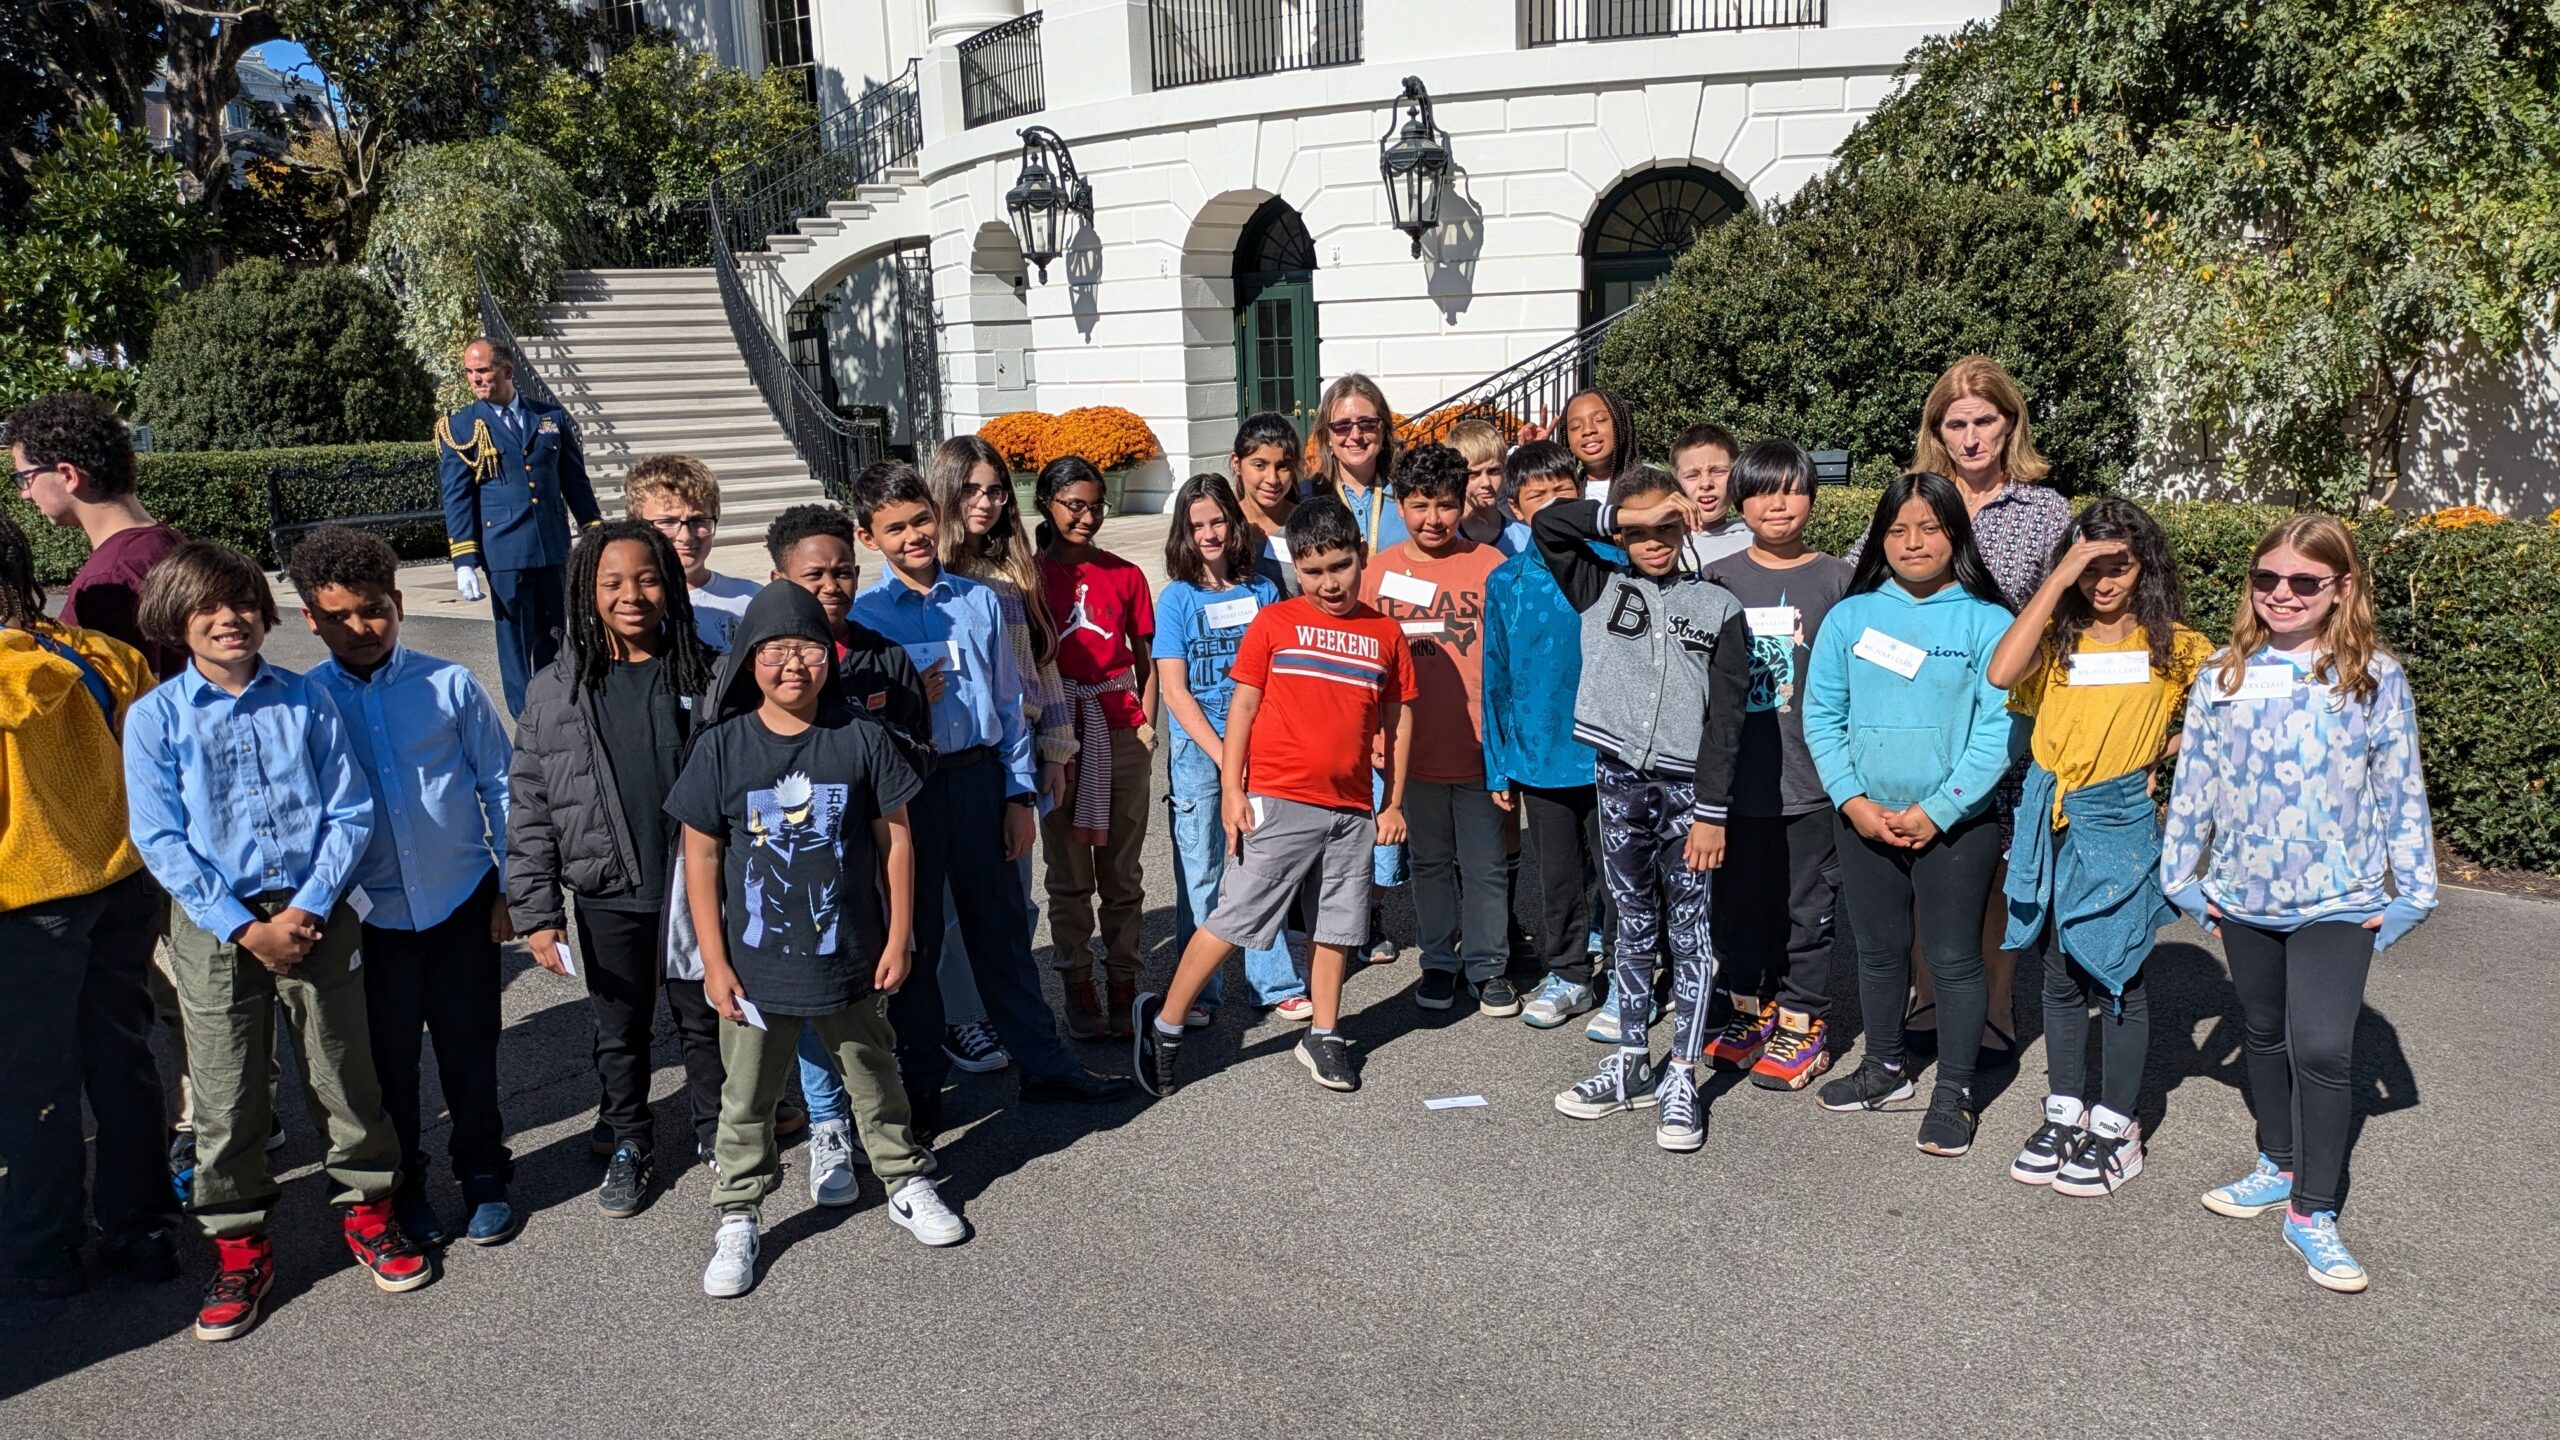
top-left (1376, 569), bottom-right (1439, 608)
top-left (2067, 651), bottom-right (2152, 687)
top-left (1201, 594), bottom-right (1260, 631)
top-left (2215, 663), bottom-right (2297, 704)
top-left (1852, 627), bottom-right (1926, 680)
top-left (1745, 605), bottom-right (1798, 639)
top-left (1266, 535), bottom-right (1293, 563)
top-left (1399, 620), bottom-right (1446, 638)
top-left (1584, 480), bottom-right (1612, 502)
top-left (346, 888), bottom-right (375, 923)
top-left (904, 640), bottom-right (961, 673)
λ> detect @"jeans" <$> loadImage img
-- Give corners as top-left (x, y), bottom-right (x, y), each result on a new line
top-left (1517, 783), bottom-right (1599, 986)
top-left (1711, 808), bottom-right (1839, 1018)
top-left (1168, 778), bottom-right (1305, 1007)
top-left (1838, 812), bottom-right (2003, 1096)
top-left (2220, 918), bottom-right (2373, 1214)
top-left (2042, 949), bottom-right (2149, 1119)
top-left (576, 901), bottom-right (724, 1158)
top-left (359, 870), bottom-right (511, 1187)
top-left (1406, 779), bottom-right (1509, 984)
top-left (0, 871), bottom-right (178, 1281)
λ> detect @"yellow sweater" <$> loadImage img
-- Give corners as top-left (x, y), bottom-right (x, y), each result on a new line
top-left (0, 624), bottom-right (152, 910)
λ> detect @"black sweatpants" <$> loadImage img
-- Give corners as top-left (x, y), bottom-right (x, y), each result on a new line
top-left (1711, 808), bottom-right (1837, 1019)
top-left (2041, 951), bottom-right (2147, 1119)
top-left (1517, 782), bottom-right (1599, 986)
top-left (576, 901), bottom-right (724, 1158)
top-left (2220, 918), bottom-right (2373, 1214)
top-left (1838, 812), bottom-right (2002, 1095)
top-left (361, 870), bottom-right (512, 1189)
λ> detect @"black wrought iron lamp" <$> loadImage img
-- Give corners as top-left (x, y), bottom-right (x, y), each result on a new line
top-left (1006, 125), bottom-right (1092, 283)
top-left (1378, 76), bottom-right (1453, 259)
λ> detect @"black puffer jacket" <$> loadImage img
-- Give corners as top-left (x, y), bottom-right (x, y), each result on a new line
top-left (505, 655), bottom-right (691, 934)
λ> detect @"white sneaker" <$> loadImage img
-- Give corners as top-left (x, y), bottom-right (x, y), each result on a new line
top-left (701, 1214), bottom-right (759, 1298)
top-left (2053, 1106), bottom-right (2145, 1197)
top-left (806, 1119), bottom-right (857, 1207)
top-left (886, 1175), bottom-right (967, 1247)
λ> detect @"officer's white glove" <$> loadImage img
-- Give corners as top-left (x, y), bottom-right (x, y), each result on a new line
top-left (453, 563), bottom-right (487, 603)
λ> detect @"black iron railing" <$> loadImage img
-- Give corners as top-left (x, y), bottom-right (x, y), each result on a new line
top-left (1404, 310), bottom-right (1627, 444)
top-left (1149, 0), bottom-right (1361, 91)
top-left (579, 196), bottom-right (718, 269)
top-left (474, 264), bottom-right (563, 412)
top-left (961, 12), bottom-right (1045, 128)
top-left (707, 186), bottom-right (885, 506)
top-left (1523, 0), bottom-right (1824, 46)
top-left (718, 60), bottom-right (922, 257)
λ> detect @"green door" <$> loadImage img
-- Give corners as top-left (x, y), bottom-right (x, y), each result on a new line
top-left (1235, 276), bottom-right (1320, 437)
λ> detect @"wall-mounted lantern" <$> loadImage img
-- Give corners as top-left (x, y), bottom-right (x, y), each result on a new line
top-left (1378, 76), bottom-right (1453, 259)
top-left (1006, 125), bottom-right (1093, 283)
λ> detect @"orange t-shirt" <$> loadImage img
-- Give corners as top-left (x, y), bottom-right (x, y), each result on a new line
top-left (1358, 538), bottom-right (1504, 784)
top-left (1228, 598), bottom-right (1418, 811)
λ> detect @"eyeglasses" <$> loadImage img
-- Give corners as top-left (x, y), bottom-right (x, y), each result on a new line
top-left (1326, 417), bottom-right (1383, 439)
top-left (11, 463), bottom-right (53, 491)
top-left (960, 483), bottom-right (1012, 504)
top-left (646, 515), bottom-right (715, 535)
top-left (2250, 569), bottom-right (2342, 598)
top-left (753, 640), bottom-right (830, 669)
top-left (1050, 498), bottom-right (1107, 520)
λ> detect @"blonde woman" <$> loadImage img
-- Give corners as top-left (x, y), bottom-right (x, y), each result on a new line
top-left (1311, 373), bottom-right (1405, 550)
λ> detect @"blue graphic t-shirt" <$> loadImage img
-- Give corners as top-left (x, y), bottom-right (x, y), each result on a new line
top-left (1701, 549), bottom-right (1853, 818)
top-left (1152, 572), bottom-right (1283, 793)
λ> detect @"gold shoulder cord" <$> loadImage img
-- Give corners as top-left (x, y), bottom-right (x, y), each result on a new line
top-left (436, 415), bottom-right (500, 484)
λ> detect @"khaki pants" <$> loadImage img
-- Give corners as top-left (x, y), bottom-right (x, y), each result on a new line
top-left (165, 898), bottom-right (401, 1238)
top-left (150, 939), bottom-right (280, 1133)
top-left (1041, 725), bottom-right (1152, 981)
top-left (710, 995), bottom-right (930, 1217)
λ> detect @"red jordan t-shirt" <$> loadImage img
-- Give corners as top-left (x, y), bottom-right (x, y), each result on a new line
top-left (1228, 597), bottom-right (1418, 811)
top-left (1039, 551), bottom-right (1154, 729)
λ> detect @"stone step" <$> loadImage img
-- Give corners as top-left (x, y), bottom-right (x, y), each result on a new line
top-left (578, 414), bottom-right (793, 447)
top-left (553, 389), bottom-right (770, 417)
top-left (534, 302), bottom-right (731, 329)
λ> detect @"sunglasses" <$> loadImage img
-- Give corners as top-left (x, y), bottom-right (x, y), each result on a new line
top-left (1326, 417), bottom-right (1383, 439)
top-left (2250, 568), bottom-right (2343, 598)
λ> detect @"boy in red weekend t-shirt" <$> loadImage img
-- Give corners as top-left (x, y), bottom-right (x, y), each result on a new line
top-left (1132, 498), bottom-right (1415, 1096)
top-left (1359, 444), bottom-right (1511, 1017)
top-left (1032, 457), bottom-right (1157, 1037)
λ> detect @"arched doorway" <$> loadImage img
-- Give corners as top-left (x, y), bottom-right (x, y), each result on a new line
top-left (1582, 166), bottom-right (1747, 325)
top-left (1233, 196), bottom-right (1320, 433)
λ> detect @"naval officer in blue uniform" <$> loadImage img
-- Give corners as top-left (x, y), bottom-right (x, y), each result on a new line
top-left (440, 337), bottom-right (602, 715)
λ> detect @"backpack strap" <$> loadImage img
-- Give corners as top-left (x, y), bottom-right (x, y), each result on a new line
top-left (19, 627), bottom-right (118, 739)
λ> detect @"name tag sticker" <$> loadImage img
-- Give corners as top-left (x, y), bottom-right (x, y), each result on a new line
top-left (1376, 570), bottom-right (1438, 608)
top-left (2216, 663), bottom-right (2298, 704)
top-left (735, 997), bottom-right (768, 1031)
top-left (1745, 606), bottom-right (1798, 639)
top-left (1202, 595), bottom-right (1260, 631)
top-left (1852, 627), bottom-right (1926, 680)
top-left (1249, 795), bottom-right (1271, 830)
top-left (2068, 651), bottom-right (2152, 686)
top-left (904, 640), bottom-right (960, 674)
top-left (1266, 535), bottom-right (1292, 563)
top-left (1583, 480), bottom-right (1612, 502)
top-left (346, 888), bottom-right (375, 923)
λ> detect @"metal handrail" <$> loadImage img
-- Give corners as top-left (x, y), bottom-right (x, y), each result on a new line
top-left (960, 12), bottom-right (1045, 128)
top-left (717, 59), bottom-right (921, 257)
top-left (1522, 0), bottom-right (1825, 47)
top-left (1150, 0), bottom-right (1362, 90)
top-left (706, 185), bottom-right (884, 506)
top-left (474, 263), bottom-right (562, 413)
top-left (1405, 308), bottom-right (1631, 439)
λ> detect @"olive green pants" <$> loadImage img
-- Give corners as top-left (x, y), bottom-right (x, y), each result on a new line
top-left (711, 995), bottom-right (932, 1217)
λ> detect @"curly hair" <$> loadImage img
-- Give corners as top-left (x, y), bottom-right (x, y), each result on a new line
top-left (284, 525), bottom-right (399, 603)
top-left (563, 520), bottom-right (712, 698)
top-left (622, 454), bottom-right (723, 523)
top-left (5, 392), bottom-right (137, 500)
top-left (1390, 442), bottom-right (1468, 505)
top-left (764, 502), bottom-right (856, 565)
top-left (2039, 498), bottom-right (2190, 679)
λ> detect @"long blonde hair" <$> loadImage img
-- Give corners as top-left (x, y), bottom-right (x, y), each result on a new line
top-left (2219, 513), bottom-right (2382, 704)
top-left (1913, 354), bottom-right (2051, 486)
top-left (927, 434), bottom-right (1056, 663)
top-left (1312, 373), bottom-right (1399, 503)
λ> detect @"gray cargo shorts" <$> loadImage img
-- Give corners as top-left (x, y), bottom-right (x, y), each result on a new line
top-left (1204, 794), bottom-right (1376, 951)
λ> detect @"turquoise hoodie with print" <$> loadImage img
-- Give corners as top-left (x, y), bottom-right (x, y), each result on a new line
top-left (1801, 579), bottom-right (2025, 831)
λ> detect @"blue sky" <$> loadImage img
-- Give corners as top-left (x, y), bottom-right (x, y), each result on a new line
top-left (252, 40), bottom-right (313, 76)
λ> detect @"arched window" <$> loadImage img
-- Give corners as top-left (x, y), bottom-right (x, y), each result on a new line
top-left (1582, 166), bottom-right (1747, 325)
top-left (1233, 197), bottom-right (1320, 429)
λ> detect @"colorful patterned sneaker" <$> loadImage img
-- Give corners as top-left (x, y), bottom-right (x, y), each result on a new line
top-left (2201, 1154), bottom-right (2295, 1219)
top-left (1750, 1010), bottom-right (1832, 1090)
top-left (1817, 1056), bottom-right (1916, 1112)
top-left (1555, 1050), bottom-right (1661, 1119)
top-left (2053, 1106), bottom-right (2144, 1196)
top-left (2283, 1209), bottom-right (2370, 1293)
top-left (1704, 997), bottom-right (1779, 1069)
top-left (1521, 974), bottom-right (1598, 1029)
top-left (2010, 1095), bottom-right (2090, 1186)
top-left (1653, 1063), bottom-right (1705, 1152)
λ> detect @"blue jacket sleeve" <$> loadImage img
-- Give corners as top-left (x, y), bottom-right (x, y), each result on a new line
top-left (123, 696), bottom-right (259, 941)
top-left (439, 409), bottom-right (483, 567)
top-left (289, 685), bottom-right (377, 919)
top-left (556, 410), bottom-right (602, 530)
top-left (1801, 602), bottom-right (1861, 810)
top-left (1920, 609), bottom-right (2029, 831)
top-left (1480, 570), bottom-right (1515, 792)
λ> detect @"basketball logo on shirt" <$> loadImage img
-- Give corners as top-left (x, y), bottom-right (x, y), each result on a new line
top-left (1064, 581), bottom-right (1117, 644)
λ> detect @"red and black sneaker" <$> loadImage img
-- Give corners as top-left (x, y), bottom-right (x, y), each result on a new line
top-left (1705, 997), bottom-right (1779, 1070)
top-left (194, 1234), bottom-right (276, 1342)
top-left (1750, 1010), bottom-right (1833, 1091)
top-left (341, 1198), bottom-right (434, 1293)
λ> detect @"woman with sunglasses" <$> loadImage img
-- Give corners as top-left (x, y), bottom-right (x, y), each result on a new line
top-left (1312, 373), bottom-right (1406, 549)
top-left (2161, 514), bottom-right (2436, 1294)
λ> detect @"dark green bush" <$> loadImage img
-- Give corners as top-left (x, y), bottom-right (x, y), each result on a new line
top-left (136, 260), bottom-right (436, 451)
top-left (1600, 162), bottom-right (2135, 494)
top-left (1805, 486), bottom-right (2560, 871)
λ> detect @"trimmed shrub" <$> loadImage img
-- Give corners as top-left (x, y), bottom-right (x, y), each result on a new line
top-left (1803, 486), bottom-right (2560, 871)
top-left (137, 260), bottom-right (437, 451)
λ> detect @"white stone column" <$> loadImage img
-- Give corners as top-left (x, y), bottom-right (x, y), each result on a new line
top-left (929, 0), bottom-right (1024, 46)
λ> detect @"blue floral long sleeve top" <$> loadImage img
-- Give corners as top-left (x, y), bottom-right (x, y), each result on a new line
top-left (2159, 644), bottom-right (2438, 931)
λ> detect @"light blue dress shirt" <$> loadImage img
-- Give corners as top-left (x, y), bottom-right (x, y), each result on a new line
top-left (309, 645), bottom-right (512, 931)
top-left (850, 567), bottom-right (1035, 797)
top-left (123, 659), bottom-right (375, 940)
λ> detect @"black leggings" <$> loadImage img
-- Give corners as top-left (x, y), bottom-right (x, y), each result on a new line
top-left (1838, 812), bottom-right (2002, 1095)
top-left (2042, 951), bottom-right (2147, 1120)
top-left (2220, 918), bottom-right (2373, 1215)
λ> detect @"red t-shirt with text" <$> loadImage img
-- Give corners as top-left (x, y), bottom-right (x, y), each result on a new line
top-left (1228, 597), bottom-right (1418, 811)
top-left (1039, 551), bottom-right (1155, 729)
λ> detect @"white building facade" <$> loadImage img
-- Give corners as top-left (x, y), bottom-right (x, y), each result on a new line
top-left (596, 1), bottom-right (2004, 509)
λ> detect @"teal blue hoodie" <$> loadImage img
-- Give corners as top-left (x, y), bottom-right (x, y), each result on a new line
top-left (1801, 580), bottom-right (2025, 831)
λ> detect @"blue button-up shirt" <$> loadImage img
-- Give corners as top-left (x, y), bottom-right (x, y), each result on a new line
top-left (309, 645), bottom-right (512, 931)
top-left (123, 659), bottom-right (375, 940)
top-left (850, 567), bottom-right (1034, 797)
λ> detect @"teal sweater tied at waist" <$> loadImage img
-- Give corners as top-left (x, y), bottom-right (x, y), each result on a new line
top-left (2002, 763), bottom-right (2173, 999)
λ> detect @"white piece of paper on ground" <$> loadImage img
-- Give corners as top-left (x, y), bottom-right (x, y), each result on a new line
top-left (1424, 1094), bottom-right (1488, 1110)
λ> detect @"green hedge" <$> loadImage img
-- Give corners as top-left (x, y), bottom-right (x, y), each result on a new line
top-left (1805, 487), bottom-right (2560, 872)
top-left (9, 442), bottom-right (438, 585)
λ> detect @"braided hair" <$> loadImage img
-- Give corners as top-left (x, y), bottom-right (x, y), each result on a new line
top-left (1560, 387), bottom-right (1638, 489)
top-left (563, 519), bottom-right (714, 698)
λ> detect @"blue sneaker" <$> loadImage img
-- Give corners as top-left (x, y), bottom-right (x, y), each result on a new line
top-left (1583, 994), bottom-right (1663, 1044)
top-left (461, 1174), bottom-right (521, 1246)
top-left (2200, 1153), bottom-right (2294, 1218)
top-left (2282, 1209), bottom-right (2369, 1293)
top-left (1520, 974), bottom-right (1597, 1029)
